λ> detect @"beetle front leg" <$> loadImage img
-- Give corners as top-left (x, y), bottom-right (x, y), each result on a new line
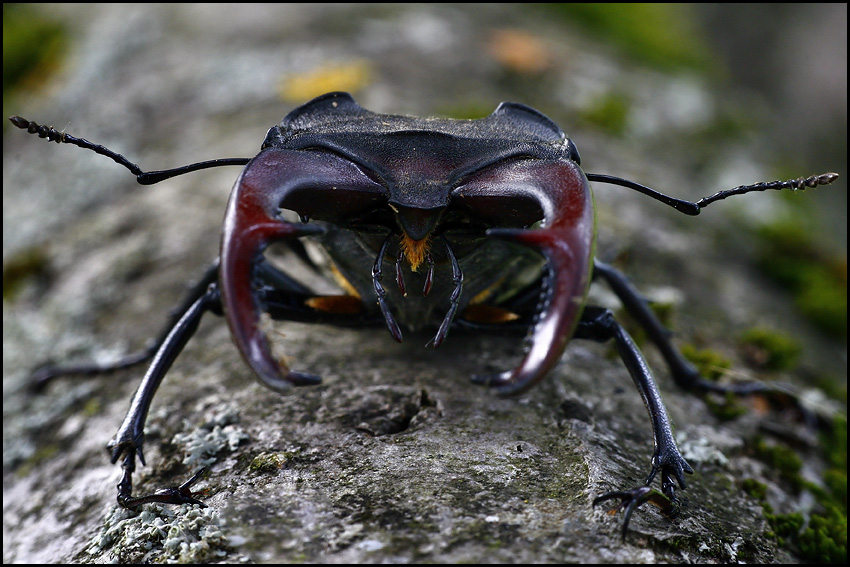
top-left (575, 305), bottom-right (693, 538)
top-left (107, 281), bottom-right (220, 508)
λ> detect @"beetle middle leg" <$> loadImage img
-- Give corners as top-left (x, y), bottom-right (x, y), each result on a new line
top-left (34, 250), bottom-right (385, 508)
top-left (592, 259), bottom-right (793, 398)
top-left (29, 260), bottom-right (221, 391)
top-left (574, 305), bottom-right (693, 538)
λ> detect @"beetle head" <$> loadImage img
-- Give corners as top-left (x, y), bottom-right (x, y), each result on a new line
top-left (221, 92), bottom-right (592, 392)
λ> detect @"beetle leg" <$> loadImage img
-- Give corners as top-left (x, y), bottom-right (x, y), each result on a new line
top-left (29, 260), bottom-right (221, 392)
top-left (574, 305), bottom-right (693, 537)
top-left (373, 233), bottom-right (404, 342)
top-left (430, 236), bottom-right (463, 348)
top-left (107, 282), bottom-right (222, 508)
top-left (593, 259), bottom-right (791, 398)
top-left (28, 260), bottom-right (223, 507)
top-left (592, 486), bottom-right (679, 541)
top-left (592, 260), bottom-right (704, 389)
top-left (255, 258), bottom-right (383, 327)
top-left (116, 459), bottom-right (208, 509)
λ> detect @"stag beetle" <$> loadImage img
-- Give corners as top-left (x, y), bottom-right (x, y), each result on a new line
top-left (10, 92), bottom-right (837, 537)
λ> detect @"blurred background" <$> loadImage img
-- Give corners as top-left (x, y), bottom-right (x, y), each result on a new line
top-left (4, 3), bottom-right (846, 330)
top-left (4, 4), bottom-right (846, 242)
top-left (3, 4), bottom-right (846, 563)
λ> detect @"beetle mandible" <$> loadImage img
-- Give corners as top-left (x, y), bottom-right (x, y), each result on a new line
top-left (10, 91), bottom-right (838, 536)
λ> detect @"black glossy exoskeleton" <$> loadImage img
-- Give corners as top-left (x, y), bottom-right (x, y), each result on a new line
top-left (10, 92), bottom-right (837, 537)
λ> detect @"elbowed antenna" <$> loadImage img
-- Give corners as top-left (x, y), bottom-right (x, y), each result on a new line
top-left (9, 116), bottom-right (251, 185)
top-left (587, 172), bottom-right (839, 215)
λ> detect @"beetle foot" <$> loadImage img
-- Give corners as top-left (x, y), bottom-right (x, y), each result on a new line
top-left (648, 443), bottom-right (693, 490)
top-left (594, 446), bottom-right (691, 539)
top-left (118, 467), bottom-right (209, 509)
top-left (108, 430), bottom-right (146, 467)
top-left (593, 485), bottom-right (679, 540)
top-left (107, 408), bottom-right (151, 465)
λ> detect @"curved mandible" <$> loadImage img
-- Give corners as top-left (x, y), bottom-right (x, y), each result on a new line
top-left (220, 148), bottom-right (385, 392)
top-left (470, 159), bottom-right (595, 395)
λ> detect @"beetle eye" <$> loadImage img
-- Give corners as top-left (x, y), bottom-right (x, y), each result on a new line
top-left (261, 126), bottom-right (284, 150)
top-left (565, 138), bottom-right (581, 165)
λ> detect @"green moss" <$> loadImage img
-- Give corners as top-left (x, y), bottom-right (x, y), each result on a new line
top-left (681, 344), bottom-right (748, 419)
top-left (663, 535), bottom-right (695, 553)
top-left (578, 91), bottom-right (630, 136)
top-left (740, 478), bottom-right (769, 504)
top-left (681, 344), bottom-right (732, 381)
top-left (82, 397), bottom-right (102, 418)
top-left (823, 414), bottom-right (847, 470)
top-left (751, 437), bottom-right (803, 486)
top-left (16, 444), bottom-right (60, 478)
top-left (813, 373), bottom-right (848, 406)
top-left (3, 5), bottom-right (68, 118)
top-left (798, 506), bottom-right (847, 564)
top-left (823, 469), bottom-right (847, 511)
top-left (821, 414), bottom-right (848, 511)
top-left (537, 3), bottom-right (719, 74)
top-left (648, 298), bottom-right (677, 329)
top-left (766, 511), bottom-right (804, 546)
top-left (248, 451), bottom-right (290, 473)
top-left (2, 245), bottom-right (51, 300)
top-left (768, 507), bottom-right (847, 564)
top-left (755, 218), bottom-right (847, 338)
top-left (738, 327), bottom-right (802, 371)
top-left (705, 392), bottom-right (749, 421)
top-left (753, 416), bottom-right (847, 563)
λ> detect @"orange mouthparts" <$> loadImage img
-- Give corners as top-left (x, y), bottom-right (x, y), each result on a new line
top-left (399, 232), bottom-right (432, 272)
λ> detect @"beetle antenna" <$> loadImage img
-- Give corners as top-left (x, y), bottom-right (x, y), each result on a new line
top-left (9, 116), bottom-right (251, 185)
top-left (695, 173), bottom-right (839, 208)
top-left (587, 172), bottom-right (839, 216)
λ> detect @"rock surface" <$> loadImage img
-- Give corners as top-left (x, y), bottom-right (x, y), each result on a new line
top-left (4, 4), bottom-right (845, 563)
